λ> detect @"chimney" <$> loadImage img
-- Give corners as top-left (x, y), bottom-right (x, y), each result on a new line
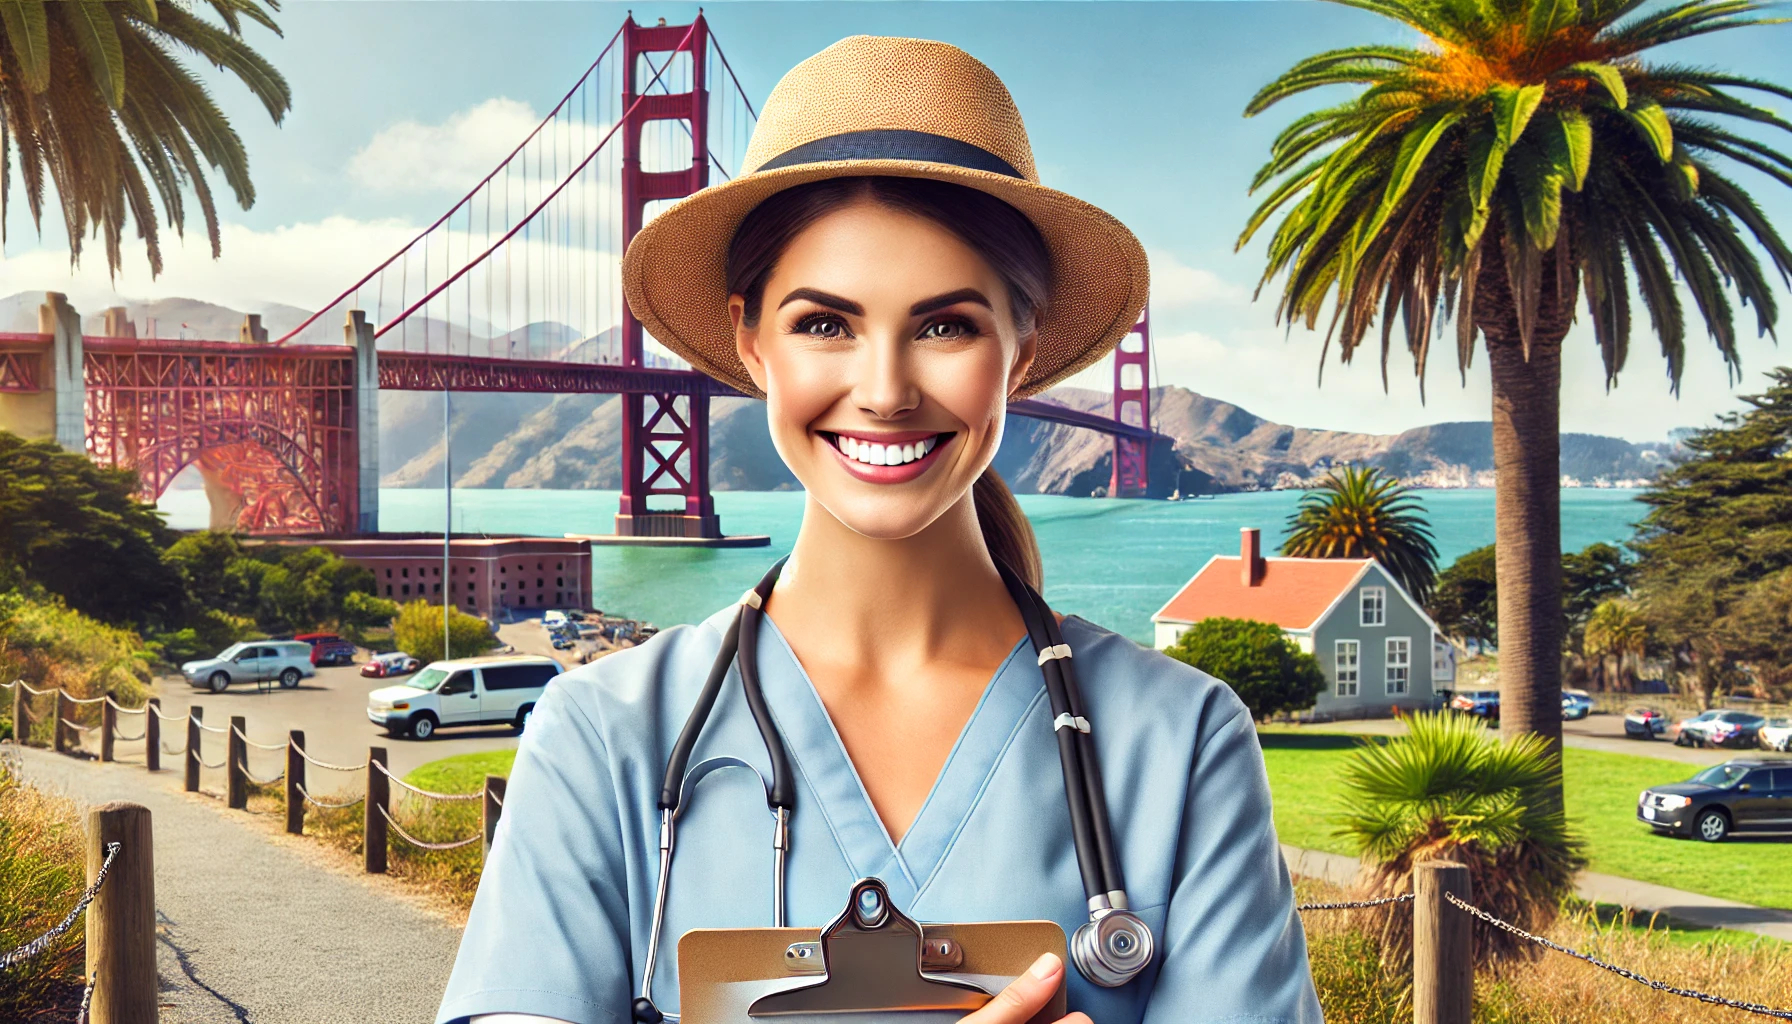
top-left (1241, 527), bottom-right (1265, 587)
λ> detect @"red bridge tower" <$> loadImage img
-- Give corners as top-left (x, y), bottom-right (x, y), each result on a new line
top-left (1108, 308), bottom-right (1152, 498)
top-left (616, 14), bottom-right (719, 539)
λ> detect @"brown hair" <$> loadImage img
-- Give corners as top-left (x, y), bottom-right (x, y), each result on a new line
top-left (726, 176), bottom-right (1049, 588)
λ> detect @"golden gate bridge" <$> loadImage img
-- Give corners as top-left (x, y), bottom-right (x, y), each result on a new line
top-left (0, 13), bottom-right (1158, 540)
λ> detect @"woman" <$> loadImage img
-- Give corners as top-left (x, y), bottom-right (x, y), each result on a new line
top-left (438, 35), bottom-right (1320, 1024)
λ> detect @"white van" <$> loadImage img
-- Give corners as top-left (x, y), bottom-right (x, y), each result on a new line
top-left (366, 655), bottom-right (562, 739)
top-left (542, 610), bottom-right (569, 630)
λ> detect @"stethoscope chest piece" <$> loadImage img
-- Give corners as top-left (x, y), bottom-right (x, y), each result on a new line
top-left (1072, 905), bottom-right (1155, 988)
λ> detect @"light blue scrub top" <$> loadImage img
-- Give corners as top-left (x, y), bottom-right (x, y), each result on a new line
top-left (437, 603), bottom-right (1322, 1024)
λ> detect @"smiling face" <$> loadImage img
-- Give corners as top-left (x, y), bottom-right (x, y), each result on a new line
top-left (731, 199), bottom-right (1037, 541)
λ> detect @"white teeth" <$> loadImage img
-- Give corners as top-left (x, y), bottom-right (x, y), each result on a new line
top-left (834, 434), bottom-right (945, 466)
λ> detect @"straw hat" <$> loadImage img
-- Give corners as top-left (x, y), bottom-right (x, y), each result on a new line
top-left (620, 34), bottom-right (1149, 399)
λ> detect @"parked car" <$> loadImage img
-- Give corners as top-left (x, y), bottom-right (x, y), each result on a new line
top-left (1674, 710), bottom-right (1770, 748)
top-left (1561, 690), bottom-right (1594, 720)
top-left (542, 610), bottom-right (569, 630)
top-left (360, 651), bottom-right (421, 678)
top-left (1761, 717), bottom-right (1792, 752)
top-left (1449, 689), bottom-right (1500, 721)
top-left (366, 654), bottom-right (563, 739)
top-left (1638, 759), bottom-right (1792, 842)
top-left (294, 632), bottom-right (358, 667)
top-left (1623, 706), bottom-right (1669, 740)
top-left (181, 641), bottom-right (316, 692)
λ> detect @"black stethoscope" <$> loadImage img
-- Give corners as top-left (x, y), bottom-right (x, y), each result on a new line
top-left (631, 557), bottom-right (1154, 1024)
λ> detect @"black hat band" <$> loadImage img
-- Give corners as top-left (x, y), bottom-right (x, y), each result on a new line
top-left (757, 129), bottom-right (1024, 179)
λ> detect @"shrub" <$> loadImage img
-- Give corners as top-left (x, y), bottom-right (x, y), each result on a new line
top-left (392, 600), bottom-right (498, 662)
top-left (0, 592), bottom-right (152, 711)
top-left (1335, 712), bottom-right (1584, 966)
top-left (1164, 617), bottom-right (1326, 719)
top-left (0, 753), bottom-right (89, 1018)
top-left (341, 591), bottom-right (401, 643)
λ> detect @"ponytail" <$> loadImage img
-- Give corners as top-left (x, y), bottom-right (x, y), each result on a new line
top-left (973, 468), bottom-right (1042, 591)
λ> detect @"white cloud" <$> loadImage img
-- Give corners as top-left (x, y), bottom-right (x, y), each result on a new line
top-left (1147, 249), bottom-right (1249, 309)
top-left (349, 98), bottom-right (547, 194)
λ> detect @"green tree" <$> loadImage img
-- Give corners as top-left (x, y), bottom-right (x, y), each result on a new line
top-left (1240, 0), bottom-right (1792, 773)
top-left (341, 591), bottom-right (400, 643)
top-left (1633, 368), bottom-right (1792, 703)
top-left (1281, 464), bottom-right (1439, 602)
top-left (0, 430), bottom-right (182, 626)
top-left (1429, 544), bottom-right (1498, 648)
top-left (1164, 617), bottom-right (1327, 719)
top-left (1561, 542), bottom-right (1634, 642)
top-left (1583, 597), bottom-right (1647, 691)
top-left (1336, 712), bottom-right (1583, 966)
top-left (1430, 541), bottom-right (1636, 654)
top-left (392, 600), bottom-right (497, 662)
top-left (0, 0), bottom-right (290, 275)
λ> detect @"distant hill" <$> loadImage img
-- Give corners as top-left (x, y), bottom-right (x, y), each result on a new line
top-left (1, 292), bottom-right (1679, 493)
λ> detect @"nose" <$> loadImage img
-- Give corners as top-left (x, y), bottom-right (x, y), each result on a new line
top-left (852, 335), bottom-right (920, 420)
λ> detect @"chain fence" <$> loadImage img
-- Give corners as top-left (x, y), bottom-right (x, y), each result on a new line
top-left (1295, 883), bottom-right (1792, 1021)
top-left (0, 841), bottom-right (120, 972)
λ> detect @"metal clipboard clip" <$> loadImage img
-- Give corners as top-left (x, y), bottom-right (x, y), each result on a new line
top-left (676, 878), bottom-right (1067, 1023)
top-left (747, 878), bottom-right (988, 1017)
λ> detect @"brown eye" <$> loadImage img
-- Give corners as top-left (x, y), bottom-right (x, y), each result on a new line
top-left (921, 318), bottom-right (977, 340)
top-left (795, 314), bottom-right (848, 339)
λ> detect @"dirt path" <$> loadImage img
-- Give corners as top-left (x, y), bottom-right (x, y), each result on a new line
top-left (10, 744), bottom-right (462, 1024)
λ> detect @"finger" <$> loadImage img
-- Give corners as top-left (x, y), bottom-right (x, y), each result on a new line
top-left (963, 953), bottom-right (1064, 1023)
top-left (1055, 1015), bottom-right (1093, 1024)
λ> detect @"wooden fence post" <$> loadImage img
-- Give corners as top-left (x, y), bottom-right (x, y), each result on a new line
top-left (86, 801), bottom-right (156, 1024)
top-left (184, 707), bottom-right (202, 793)
top-left (227, 715), bottom-right (247, 809)
top-left (12, 683), bottom-right (28, 747)
top-left (101, 700), bottom-right (117, 763)
top-left (286, 730), bottom-right (306, 835)
top-left (145, 699), bottom-right (160, 774)
top-left (483, 774), bottom-right (507, 861)
top-left (1414, 861), bottom-right (1472, 1024)
top-left (365, 746), bottom-right (388, 873)
top-left (54, 690), bottom-right (69, 753)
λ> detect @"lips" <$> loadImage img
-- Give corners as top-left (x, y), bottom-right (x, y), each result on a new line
top-left (819, 430), bottom-right (955, 483)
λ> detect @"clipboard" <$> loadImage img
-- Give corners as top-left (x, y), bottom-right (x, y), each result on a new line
top-left (678, 878), bottom-right (1068, 1023)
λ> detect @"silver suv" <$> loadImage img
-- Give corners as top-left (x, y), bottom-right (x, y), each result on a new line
top-left (181, 641), bottom-right (317, 692)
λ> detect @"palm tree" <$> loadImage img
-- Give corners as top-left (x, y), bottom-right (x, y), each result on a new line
top-left (1583, 596), bottom-right (1647, 689)
top-left (1238, 0), bottom-right (1792, 767)
top-left (1335, 711), bottom-right (1583, 965)
top-left (0, 0), bottom-right (290, 276)
top-left (1282, 464), bottom-right (1440, 603)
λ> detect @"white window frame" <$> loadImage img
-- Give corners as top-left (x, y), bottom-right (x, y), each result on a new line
top-left (1334, 640), bottom-right (1360, 698)
top-left (1360, 586), bottom-right (1386, 627)
top-left (1385, 637), bottom-right (1411, 695)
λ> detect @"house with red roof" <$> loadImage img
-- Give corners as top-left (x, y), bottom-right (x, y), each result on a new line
top-left (1152, 528), bottom-right (1452, 717)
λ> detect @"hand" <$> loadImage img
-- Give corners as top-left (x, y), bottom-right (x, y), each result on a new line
top-left (961, 952), bottom-right (1091, 1024)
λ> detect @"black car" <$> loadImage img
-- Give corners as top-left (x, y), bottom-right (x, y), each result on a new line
top-left (1637, 759), bottom-right (1792, 842)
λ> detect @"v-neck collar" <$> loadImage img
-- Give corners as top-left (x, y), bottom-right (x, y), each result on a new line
top-left (750, 612), bottom-right (1042, 911)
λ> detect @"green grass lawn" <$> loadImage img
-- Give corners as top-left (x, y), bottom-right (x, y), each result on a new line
top-left (405, 749), bottom-right (517, 793)
top-left (1259, 729), bottom-right (1792, 910)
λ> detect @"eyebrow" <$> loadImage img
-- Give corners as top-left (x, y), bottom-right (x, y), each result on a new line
top-left (910, 289), bottom-right (993, 316)
top-left (776, 288), bottom-right (863, 315)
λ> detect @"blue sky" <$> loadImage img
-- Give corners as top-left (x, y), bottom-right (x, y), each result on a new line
top-left (6, 0), bottom-right (1791, 441)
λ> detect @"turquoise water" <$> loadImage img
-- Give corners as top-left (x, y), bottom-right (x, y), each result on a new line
top-left (160, 487), bottom-right (1646, 644)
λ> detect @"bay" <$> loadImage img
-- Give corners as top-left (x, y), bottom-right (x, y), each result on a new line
top-left (158, 487), bottom-right (1646, 645)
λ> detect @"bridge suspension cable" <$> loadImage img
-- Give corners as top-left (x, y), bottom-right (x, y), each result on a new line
top-left (279, 15), bottom-right (759, 375)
